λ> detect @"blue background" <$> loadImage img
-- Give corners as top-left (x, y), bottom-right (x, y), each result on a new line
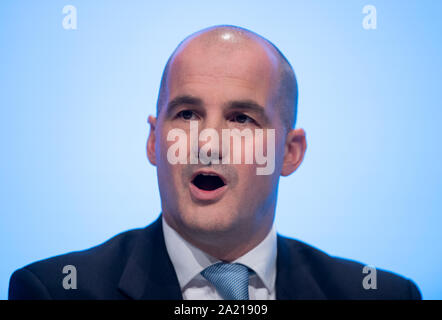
top-left (1, 0), bottom-right (441, 299)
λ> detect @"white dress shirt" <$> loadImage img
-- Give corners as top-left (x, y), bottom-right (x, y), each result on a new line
top-left (162, 216), bottom-right (277, 300)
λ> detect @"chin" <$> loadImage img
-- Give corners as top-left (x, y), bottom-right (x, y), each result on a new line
top-left (181, 205), bottom-right (241, 234)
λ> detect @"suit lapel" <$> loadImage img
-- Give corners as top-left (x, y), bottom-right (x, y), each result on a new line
top-left (275, 235), bottom-right (327, 299)
top-left (118, 215), bottom-right (183, 300)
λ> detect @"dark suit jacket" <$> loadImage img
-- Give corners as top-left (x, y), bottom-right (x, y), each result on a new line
top-left (9, 215), bottom-right (421, 300)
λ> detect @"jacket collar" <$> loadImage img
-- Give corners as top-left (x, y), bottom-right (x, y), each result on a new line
top-left (275, 235), bottom-right (327, 299)
top-left (118, 215), bottom-right (183, 299)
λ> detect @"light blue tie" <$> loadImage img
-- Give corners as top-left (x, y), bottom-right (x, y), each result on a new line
top-left (201, 262), bottom-right (250, 300)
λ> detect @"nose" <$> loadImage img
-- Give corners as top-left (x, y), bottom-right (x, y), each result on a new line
top-left (195, 115), bottom-right (226, 164)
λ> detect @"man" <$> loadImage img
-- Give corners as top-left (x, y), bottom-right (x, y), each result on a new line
top-left (9, 25), bottom-right (421, 300)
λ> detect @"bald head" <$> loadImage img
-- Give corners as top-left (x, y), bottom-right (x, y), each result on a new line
top-left (156, 25), bottom-right (298, 130)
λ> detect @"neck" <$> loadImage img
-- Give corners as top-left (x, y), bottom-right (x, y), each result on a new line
top-left (163, 212), bottom-right (274, 262)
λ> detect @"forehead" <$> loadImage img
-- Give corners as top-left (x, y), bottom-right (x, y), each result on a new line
top-left (167, 36), bottom-right (280, 104)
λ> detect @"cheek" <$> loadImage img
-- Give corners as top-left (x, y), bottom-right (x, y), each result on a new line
top-left (234, 165), bottom-right (270, 192)
top-left (155, 129), bottom-right (185, 190)
top-left (231, 166), bottom-right (276, 217)
top-left (226, 129), bottom-right (273, 162)
top-left (157, 123), bottom-right (197, 165)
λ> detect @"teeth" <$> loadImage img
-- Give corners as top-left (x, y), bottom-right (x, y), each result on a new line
top-left (201, 173), bottom-right (217, 176)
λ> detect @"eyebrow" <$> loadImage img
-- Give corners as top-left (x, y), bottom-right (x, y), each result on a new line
top-left (223, 100), bottom-right (270, 125)
top-left (165, 94), bottom-right (271, 125)
top-left (165, 95), bottom-right (203, 118)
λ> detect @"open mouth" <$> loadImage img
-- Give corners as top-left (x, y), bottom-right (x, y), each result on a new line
top-left (191, 173), bottom-right (226, 191)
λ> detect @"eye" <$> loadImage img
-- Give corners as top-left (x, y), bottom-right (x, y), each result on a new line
top-left (229, 113), bottom-right (256, 124)
top-left (176, 110), bottom-right (198, 121)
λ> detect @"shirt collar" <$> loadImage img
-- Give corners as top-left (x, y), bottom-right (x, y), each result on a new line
top-left (162, 215), bottom-right (277, 293)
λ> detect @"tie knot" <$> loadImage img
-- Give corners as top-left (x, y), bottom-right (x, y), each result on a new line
top-left (201, 262), bottom-right (250, 300)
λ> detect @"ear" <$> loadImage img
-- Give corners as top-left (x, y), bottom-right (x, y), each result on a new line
top-left (146, 115), bottom-right (157, 166)
top-left (281, 128), bottom-right (307, 176)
